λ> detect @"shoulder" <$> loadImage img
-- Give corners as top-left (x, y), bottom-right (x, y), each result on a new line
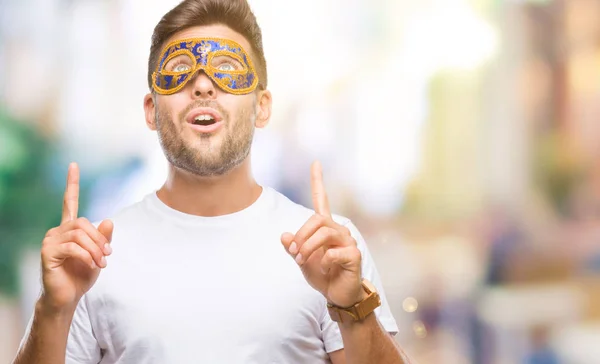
top-left (91, 194), bottom-right (152, 232)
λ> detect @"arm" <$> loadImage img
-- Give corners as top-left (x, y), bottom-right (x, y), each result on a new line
top-left (280, 161), bottom-right (411, 364)
top-left (13, 300), bottom-right (76, 364)
top-left (332, 222), bottom-right (410, 364)
top-left (13, 163), bottom-right (112, 364)
top-left (329, 315), bottom-right (411, 364)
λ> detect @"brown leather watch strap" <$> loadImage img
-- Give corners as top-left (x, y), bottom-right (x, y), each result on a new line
top-left (327, 279), bottom-right (382, 323)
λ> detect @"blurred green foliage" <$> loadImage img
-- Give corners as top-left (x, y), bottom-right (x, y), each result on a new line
top-left (0, 107), bottom-right (62, 297)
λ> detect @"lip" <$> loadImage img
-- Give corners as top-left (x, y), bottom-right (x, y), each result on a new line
top-left (185, 107), bottom-right (224, 134)
top-left (188, 121), bottom-right (223, 133)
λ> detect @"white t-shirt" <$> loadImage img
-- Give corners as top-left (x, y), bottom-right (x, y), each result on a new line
top-left (19, 186), bottom-right (398, 363)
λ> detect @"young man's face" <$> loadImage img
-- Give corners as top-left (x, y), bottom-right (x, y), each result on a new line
top-left (144, 24), bottom-right (271, 177)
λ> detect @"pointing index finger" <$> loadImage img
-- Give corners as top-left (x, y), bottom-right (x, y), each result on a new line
top-left (61, 163), bottom-right (80, 223)
top-left (310, 160), bottom-right (331, 216)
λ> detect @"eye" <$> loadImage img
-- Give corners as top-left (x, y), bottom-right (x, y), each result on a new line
top-left (217, 63), bottom-right (236, 71)
top-left (173, 63), bottom-right (192, 72)
top-left (164, 54), bottom-right (194, 72)
top-left (211, 55), bottom-right (243, 72)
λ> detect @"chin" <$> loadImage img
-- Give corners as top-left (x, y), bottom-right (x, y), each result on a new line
top-left (188, 134), bottom-right (222, 148)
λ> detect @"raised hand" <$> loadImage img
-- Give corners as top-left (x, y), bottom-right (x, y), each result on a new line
top-left (40, 163), bottom-right (113, 311)
top-left (281, 161), bottom-right (365, 308)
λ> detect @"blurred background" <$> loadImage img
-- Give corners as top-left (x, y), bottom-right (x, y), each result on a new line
top-left (1, 0), bottom-right (600, 362)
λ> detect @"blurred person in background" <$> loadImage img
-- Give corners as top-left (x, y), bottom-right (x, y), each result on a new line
top-left (11, 0), bottom-right (410, 363)
top-left (525, 326), bottom-right (559, 364)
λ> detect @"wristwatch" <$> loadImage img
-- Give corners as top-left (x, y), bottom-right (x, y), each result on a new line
top-left (327, 279), bottom-right (381, 323)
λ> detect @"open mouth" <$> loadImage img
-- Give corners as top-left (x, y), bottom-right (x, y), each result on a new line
top-left (192, 115), bottom-right (216, 126)
top-left (185, 108), bottom-right (223, 133)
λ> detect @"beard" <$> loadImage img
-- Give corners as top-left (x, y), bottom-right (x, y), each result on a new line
top-left (155, 99), bottom-right (255, 177)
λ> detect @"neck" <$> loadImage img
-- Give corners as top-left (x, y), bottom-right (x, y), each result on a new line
top-left (156, 157), bottom-right (262, 217)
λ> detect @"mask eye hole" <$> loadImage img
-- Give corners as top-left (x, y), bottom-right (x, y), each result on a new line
top-left (164, 54), bottom-right (194, 73)
top-left (211, 55), bottom-right (244, 72)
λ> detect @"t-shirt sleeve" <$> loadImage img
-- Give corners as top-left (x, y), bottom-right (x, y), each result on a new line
top-left (321, 219), bottom-right (399, 353)
top-left (66, 295), bottom-right (102, 363)
top-left (13, 295), bottom-right (102, 364)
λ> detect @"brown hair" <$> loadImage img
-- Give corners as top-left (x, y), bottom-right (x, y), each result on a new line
top-left (147, 0), bottom-right (267, 91)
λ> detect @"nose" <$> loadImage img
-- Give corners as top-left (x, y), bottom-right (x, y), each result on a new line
top-left (190, 70), bottom-right (216, 99)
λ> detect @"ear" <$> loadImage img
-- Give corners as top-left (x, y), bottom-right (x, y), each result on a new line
top-left (255, 89), bottom-right (272, 129)
top-left (143, 93), bottom-right (157, 131)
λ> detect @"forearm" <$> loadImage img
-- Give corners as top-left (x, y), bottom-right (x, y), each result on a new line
top-left (13, 298), bottom-right (75, 364)
top-left (339, 314), bottom-right (411, 364)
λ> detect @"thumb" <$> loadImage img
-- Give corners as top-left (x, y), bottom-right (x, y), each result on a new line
top-left (98, 219), bottom-right (114, 242)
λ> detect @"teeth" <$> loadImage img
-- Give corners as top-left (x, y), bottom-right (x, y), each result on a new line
top-left (194, 115), bottom-right (214, 121)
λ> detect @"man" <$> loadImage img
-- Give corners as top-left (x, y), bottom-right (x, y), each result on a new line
top-left (13, 0), bottom-right (410, 362)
